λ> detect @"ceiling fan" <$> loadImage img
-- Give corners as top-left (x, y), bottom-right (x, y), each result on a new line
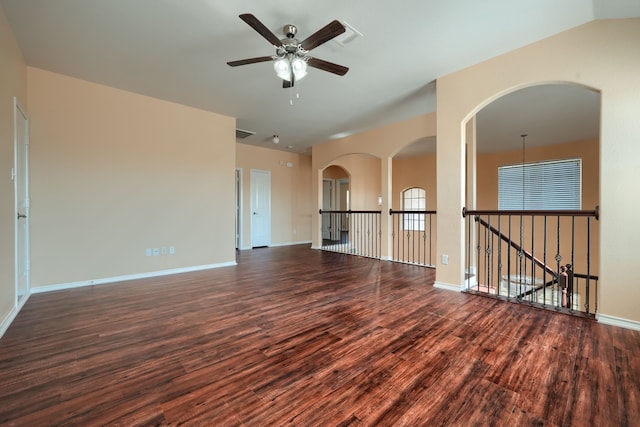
top-left (227, 14), bottom-right (349, 88)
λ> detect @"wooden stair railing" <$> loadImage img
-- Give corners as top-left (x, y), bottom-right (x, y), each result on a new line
top-left (463, 207), bottom-right (600, 314)
top-left (473, 215), bottom-right (557, 278)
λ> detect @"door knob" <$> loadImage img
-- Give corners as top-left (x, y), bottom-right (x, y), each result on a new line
top-left (17, 212), bottom-right (27, 220)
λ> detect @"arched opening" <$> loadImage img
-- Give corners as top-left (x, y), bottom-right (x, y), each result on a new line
top-left (391, 136), bottom-right (438, 267)
top-left (322, 165), bottom-right (350, 243)
top-left (318, 154), bottom-right (382, 258)
top-left (464, 83), bottom-right (601, 316)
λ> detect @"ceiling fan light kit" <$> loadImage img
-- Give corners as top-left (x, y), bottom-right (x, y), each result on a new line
top-left (228, 14), bottom-right (349, 88)
top-left (273, 55), bottom-right (308, 82)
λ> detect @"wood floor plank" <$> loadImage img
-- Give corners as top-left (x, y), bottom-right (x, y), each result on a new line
top-left (0, 245), bottom-right (638, 426)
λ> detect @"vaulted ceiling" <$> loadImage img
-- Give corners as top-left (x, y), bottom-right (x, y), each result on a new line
top-left (2, 0), bottom-right (638, 154)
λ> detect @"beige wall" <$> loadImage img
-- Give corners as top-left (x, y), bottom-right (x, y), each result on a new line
top-left (323, 165), bottom-right (348, 180)
top-left (330, 154), bottom-right (381, 211)
top-left (437, 19), bottom-right (640, 322)
top-left (312, 113), bottom-right (437, 250)
top-left (236, 144), bottom-right (312, 249)
top-left (392, 154), bottom-right (437, 210)
top-left (477, 139), bottom-right (599, 211)
top-left (0, 9), bottom-right (27, 330)
top-left (27, 68), bottom-right (236, 288)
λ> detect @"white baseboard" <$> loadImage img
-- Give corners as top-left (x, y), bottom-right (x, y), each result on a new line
top-left (0, 294), bottom-right (30, 340)
top-left (597, 313), bottom-right (640, 331)
top-left (311, 245), bottom-right (322, 250)
top-left (239, 242), bottom-right (312, 251)
top-left (434, 282), bottom-right (462, 292)
top-left (268, 241), bottom-right (312, 248)
top-left (31, 261), bottom-right (237, 294)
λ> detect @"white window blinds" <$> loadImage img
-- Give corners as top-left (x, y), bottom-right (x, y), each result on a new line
top-left (498, 159), bottom-right (581, 210)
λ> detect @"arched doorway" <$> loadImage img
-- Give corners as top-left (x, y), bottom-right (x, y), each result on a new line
top-left (464, 83), bottom-right (601, 316)
top-left (322, 165), bottom-right (350, 242)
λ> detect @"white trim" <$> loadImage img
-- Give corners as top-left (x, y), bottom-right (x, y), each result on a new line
top-left (235, 168), bottom-right (243, 250)
top-left (0, 293), bottom-right (30, 340)
top-left (434, 281), bottom-right (462, 292)
top-left (268, 241), bottom-right (312, 248)
top-left (311, 245), bottom-right (322, 250)
top-left (14, 97), bottom-right (31, 307)
top-left (597, 313), bottom-right (640, 332)
top-left (322, 178), bottom-right (335, 240)
top-left (464, 275), bottom-right (478, 290)
top-left (31, 262), bottom-right (237, 294)
top-left (238, 241), bottom-right (311, 250)
top-left (380, 255), bottom-right (392, 261)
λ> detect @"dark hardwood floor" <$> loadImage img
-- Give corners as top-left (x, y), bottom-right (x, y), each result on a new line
top-left (1, 245), bottom-right (639, 426)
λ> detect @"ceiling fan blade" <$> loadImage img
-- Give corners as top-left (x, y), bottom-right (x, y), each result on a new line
top-left (239, 14), bottom-right (282, 47)
top-left (300, 20), bottom-right (345, 51)
top-left (227, 56), bottom-right (274, 67)
top-left (307, 57), bottom-right (349, 76)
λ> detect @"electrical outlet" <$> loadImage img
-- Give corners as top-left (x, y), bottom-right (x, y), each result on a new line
top-left (153, 248), bottom-right (160, 256)
top-left (169, 246), bottom-right (175, 255)
top-left (146, 248), bottom-right (152, 257)
top-left (442, 254), bottom-right (449, 265)
top-left (161, 247), bottom-right (167, 255)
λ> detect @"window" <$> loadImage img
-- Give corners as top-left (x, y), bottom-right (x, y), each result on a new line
top-left (402, 187), bottom-right (426, 231)
top-left (498, 158), bottom-right (581, 210)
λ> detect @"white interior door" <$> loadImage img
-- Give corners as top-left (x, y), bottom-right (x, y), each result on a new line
top-left (337, 179), bottom-right (350, 234)
top-left (251, 170), bottom-right (271, 248)
top-left (14, 98), bottom-right (30, 303)
top-left (322, 179), bottom-right (333, 240)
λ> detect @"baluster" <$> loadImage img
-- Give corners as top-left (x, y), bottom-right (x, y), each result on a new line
top-left (586, 216), bottom-right (591, 315)
top-left (543, 215), bottom-right (549, 306)
top-left (571, 215), bottom-right (576, 310)
top-left (429, 213), bottom-right (433, 266)
top-left (496, 215), bottom-right (502, 296)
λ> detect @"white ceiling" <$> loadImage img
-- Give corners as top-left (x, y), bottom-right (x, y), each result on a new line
top-left (1, 0), bottom-right (638, 155)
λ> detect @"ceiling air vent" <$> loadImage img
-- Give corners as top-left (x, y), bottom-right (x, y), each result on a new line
top-left (236, 128), bottom-right (255, 139)
top-left (333, 21), bottom-right (363, 47)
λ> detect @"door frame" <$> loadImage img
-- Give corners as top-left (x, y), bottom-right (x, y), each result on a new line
top-left (322, 179), bottom-right (334, 240)
top-left (235, 168), bottom-right (243, 250)
top-left (13, 97), bottom-right (30, 306)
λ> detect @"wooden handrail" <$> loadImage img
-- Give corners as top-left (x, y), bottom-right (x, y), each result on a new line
top-left (516, 273), bottom-right (598, 300)
top-left (515, 277), bottom-right (558, 299)
top-left (463, 206), bottom-right (599, 220)
top-left (389, 209), bottom-right (437, 215)
top-left (319, 209), bottom-right (381, 214)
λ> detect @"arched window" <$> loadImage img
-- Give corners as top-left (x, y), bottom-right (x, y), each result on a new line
top-left (402, 187), bottom-right (426, 231)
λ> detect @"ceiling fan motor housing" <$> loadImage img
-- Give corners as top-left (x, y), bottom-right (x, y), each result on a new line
top-left (283, 24), bottom-right (297, 38)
